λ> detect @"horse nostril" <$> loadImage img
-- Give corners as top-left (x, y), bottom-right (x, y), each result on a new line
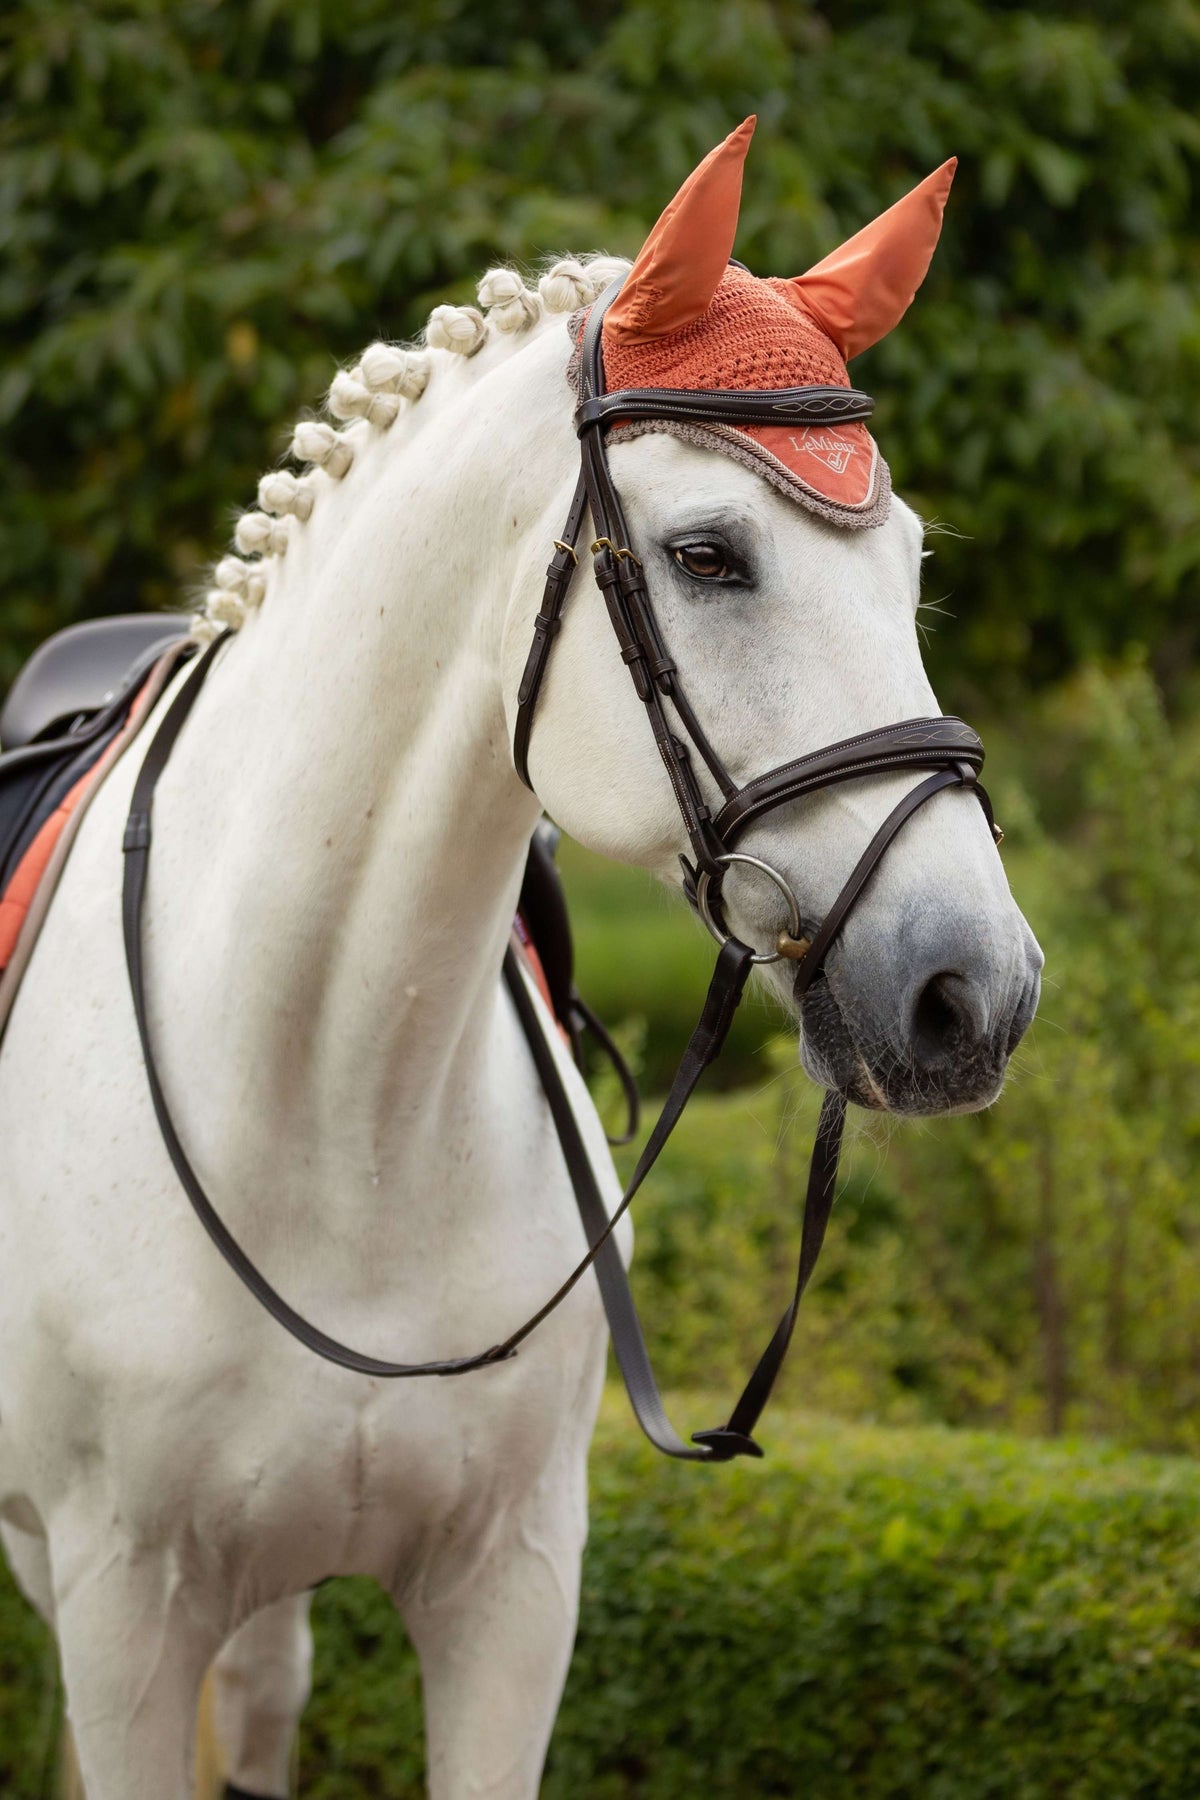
top-left (1006, 965), bottom-right (1042, 1055)
top-left (910, 971), bottom-right (984, 1069)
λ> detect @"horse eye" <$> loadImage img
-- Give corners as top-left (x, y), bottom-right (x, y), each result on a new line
top-left (673, 543), bottom-right (731, 580)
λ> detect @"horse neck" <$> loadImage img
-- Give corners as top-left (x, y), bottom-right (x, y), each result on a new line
top-left (156, 328), bottom-right (570, 1177)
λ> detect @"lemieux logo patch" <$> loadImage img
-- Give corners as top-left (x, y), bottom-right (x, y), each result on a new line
top-left (790, 429), bottom-right (858, 475)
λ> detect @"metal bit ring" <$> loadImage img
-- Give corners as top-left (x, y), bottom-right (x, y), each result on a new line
top-left (695, 852), bottom-right (805, 966)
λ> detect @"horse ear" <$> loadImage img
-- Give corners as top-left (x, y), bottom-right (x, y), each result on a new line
top-left (604, 117), bottom-right (756, 347)
top-left (785, 159), bottom-right (957, 360)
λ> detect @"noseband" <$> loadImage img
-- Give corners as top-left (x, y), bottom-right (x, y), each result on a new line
top-left (122, 275), bottom-right (1000, 1464)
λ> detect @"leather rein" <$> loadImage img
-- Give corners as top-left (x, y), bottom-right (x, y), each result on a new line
top-left (122, 275), bottom-right (999, 1462)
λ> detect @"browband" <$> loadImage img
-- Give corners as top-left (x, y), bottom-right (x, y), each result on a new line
top-left (574, 383), bottom-right (874, 433)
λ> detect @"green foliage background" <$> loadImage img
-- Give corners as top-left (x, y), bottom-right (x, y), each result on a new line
top-left (3, 0), bottom-right (1200, 695)
top-left (3, 0), bottom-right (1200, 1791)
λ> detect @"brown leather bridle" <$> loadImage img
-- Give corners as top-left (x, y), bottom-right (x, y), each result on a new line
top-left (122, 275), bottom-right (1001, 1464)
top-left (514, 278), bottom-right (997, 969)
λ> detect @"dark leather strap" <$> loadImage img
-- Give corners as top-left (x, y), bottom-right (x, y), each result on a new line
top-left (574, 383), bottom-right (874, 433)
top-left (513, 472), bottom-right (588, 790)
top-left (704, 1088), bottom-right (846, 1452)
top-left (498, 937), bottom-right (752, 1359)
top-left (512, 931), bottom-right (876, 1465)
top-left (503, 939), bottom-right (762, 1458)
top-left (714, 716), bottom-right (986, 845)
top-left (787, 768), bottom-right (971, 996)
top-left (568, 989), bottom-right (641, 1146)
top-left (576, 293), bottom-right (734, 876)
top-left (123, 636), bottom-right (513, 1379)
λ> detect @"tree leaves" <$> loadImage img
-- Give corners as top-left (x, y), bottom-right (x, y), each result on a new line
top-left (2, 0), bottom-right (1199, 692)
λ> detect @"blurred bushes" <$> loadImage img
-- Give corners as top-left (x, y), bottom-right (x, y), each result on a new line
top-left (573, 660), bottom-right (1200, 1450)
top-left (0, 1569), bottom-right (58, 1798)
top-left (2, 0), bottom-right (1199, 694)
top-left (8, 1406), bottom-right (1200, 1797)
top-left (549, 1407), bottom-right (1200, 1798)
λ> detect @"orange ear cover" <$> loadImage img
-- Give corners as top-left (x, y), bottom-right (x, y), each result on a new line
top-left (603, 116), bottom-right (756, 347)
top-left (784, 158), bottom-right (957, 359)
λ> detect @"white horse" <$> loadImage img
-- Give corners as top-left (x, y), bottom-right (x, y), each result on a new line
top-left (0, 131), bottom-right (1040, 1798)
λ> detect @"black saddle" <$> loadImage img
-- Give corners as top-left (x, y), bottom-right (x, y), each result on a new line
top-left (0, 614), bottom-right (189, 896)
top-left (0, 613), bottom-right (189, 752)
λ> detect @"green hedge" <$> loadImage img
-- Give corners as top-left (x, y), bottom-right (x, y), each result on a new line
top-left (5, 1405), bottom-right (1200, 1796)
top-left (300, 1404), bottom-right (1200, 1798)
top-left (547, 1405), bottom-right (1200, 1799)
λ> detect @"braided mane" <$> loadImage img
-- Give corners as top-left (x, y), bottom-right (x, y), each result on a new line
top-left (194, 254), bottom-right (630, 640)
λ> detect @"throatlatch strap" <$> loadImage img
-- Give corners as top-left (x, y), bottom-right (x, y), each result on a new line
top-left (569, 989), bottom-right (641, 1146)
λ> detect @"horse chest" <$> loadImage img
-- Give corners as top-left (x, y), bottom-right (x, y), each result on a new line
top-left (1, 1276), bottom-right (599, 1606)
top-left (153, 1326), bottom-right (602, 1600)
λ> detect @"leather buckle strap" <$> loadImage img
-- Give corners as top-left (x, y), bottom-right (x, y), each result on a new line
top-left (516, 608), bottom-right (563, 701)
top-left (122, 813), bottom-right (151, 854)
top-left (589, 536), bottom-right (640, 564)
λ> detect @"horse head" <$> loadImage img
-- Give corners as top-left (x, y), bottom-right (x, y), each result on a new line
top-left (509, 119), bottom-right (1042, 1115)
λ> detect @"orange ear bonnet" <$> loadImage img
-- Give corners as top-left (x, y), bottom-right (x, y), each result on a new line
top-left (582, 119), bottom-right (955, 527)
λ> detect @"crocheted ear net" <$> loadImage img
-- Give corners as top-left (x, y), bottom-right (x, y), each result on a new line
top-left (592, 261), bottom-right (889, 528)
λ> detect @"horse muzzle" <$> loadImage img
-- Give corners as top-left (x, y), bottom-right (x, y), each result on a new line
top-left (797, 914), bottom-right (1043, 1115)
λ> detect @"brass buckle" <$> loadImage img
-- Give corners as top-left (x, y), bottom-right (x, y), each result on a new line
top-left (590, 537), bottom-right (641, 566)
